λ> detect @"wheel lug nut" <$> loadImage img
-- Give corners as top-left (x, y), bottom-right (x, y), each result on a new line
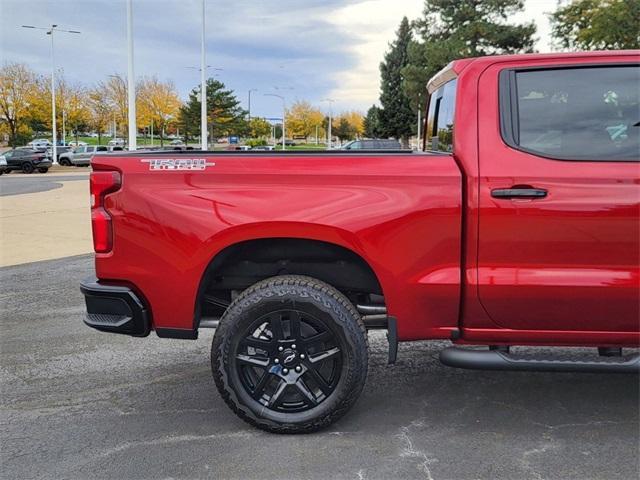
top-left (292, 344), bottom-right (297, 349)
top-left (274, 358), bottom-right (280, 364)
top-left (283, 368), bottom-right (289, 374)
top-left (300, 354), bottom-right (305, 359)
top-left (295, 366), bottom-right (301, 372)
top-left (278, 346), bottom-right (284, 352)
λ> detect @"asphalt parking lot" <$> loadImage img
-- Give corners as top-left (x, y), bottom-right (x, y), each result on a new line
top-left (1, 254), bottom-right (638, 480)
top-left (0, 171), bottom-right (89, 196)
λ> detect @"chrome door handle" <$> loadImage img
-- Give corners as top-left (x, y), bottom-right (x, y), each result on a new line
top-left (491, 187), bottom-right (548, 199)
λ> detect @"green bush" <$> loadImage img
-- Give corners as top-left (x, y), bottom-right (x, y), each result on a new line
top-left (245, 138), bottom-right (267, 147)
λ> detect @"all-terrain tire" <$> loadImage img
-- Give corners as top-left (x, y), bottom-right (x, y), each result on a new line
top-left (212, 275), bottom-right (368, 433)
top-left (21, 162), bottom-right (34, 174)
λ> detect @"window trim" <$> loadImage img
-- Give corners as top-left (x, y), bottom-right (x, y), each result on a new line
top-left (499, 62), bottom-right (639, 163)
top-left (424, 78), bottom-right (457, 154)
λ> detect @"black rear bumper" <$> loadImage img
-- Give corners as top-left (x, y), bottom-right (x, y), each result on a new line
top-left (80, 277), bottom-right (150, 337)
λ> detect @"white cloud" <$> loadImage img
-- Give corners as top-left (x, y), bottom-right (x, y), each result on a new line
top-left (2, 0), bottom-right (560, 115)
top-left (326, 0), bottom-right (557, 112)
top-left (326, 0), bottom-right (423, 111)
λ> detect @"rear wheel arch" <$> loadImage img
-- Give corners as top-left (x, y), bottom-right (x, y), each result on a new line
top-left (193, 237), bottom-right (385, 329)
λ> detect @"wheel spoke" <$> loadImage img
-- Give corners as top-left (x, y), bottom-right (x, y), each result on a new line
top-left (302, 330), bottom-right (331, 346)
top-left (308, 346), bottom-right (340, 364)
top-left (304, 364), bottom-right (332, 396)
top-left (289, 311), bottom-right (301, 340)
top-left (295, 378), bottom-right (318, 406)
top-left (241, 336), bottom-right (275, 353)
top-left (236, 354), bottom-right (269, 368)
top-left (268, 379), bottom-right (288, 407)
top-left (251, 371), bottom-right (272, 400)
top-left (269, 316), bottom-right (284, 341)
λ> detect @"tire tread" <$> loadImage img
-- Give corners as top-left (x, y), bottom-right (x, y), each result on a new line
top-left (211, 275), bottom-right (368, 433)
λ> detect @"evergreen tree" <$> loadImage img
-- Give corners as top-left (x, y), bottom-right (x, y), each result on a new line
top-left (334, 117), bottom-right (356, 142)
top-left (550, 0), bottom-right (640, 50)
top-left (178, 78), bottom-right (247, 144)
top-left (403, 0), bottom-right (536, 107)
top-left (363, 105), bottom-right (383, 138)
top-left (379, 17), bottom-right (415, 147)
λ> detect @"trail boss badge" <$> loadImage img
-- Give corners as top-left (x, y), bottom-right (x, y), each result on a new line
top-left (141, 158), bottom-right (216, 171)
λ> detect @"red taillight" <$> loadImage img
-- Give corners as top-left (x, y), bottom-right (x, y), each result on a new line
top-left (90, 171), bottom-right (121, 253)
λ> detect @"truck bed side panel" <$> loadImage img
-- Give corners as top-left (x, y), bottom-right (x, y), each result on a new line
top-left (93, 153), bottom-right (462, 341)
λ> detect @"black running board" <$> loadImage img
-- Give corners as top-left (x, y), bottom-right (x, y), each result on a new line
top-left (440, 347), bottom-right (640, 374)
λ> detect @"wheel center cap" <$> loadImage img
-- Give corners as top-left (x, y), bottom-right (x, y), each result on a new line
top-left (281, 349), bottom-right (297, 366)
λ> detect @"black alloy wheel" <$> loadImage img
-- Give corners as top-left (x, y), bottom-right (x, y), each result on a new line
top-left (212, 275), bottom-right (368, 433)
top-left (234, 309), bottom-right (343, 413)
top-left (21, 162), bottom-right (34, 174)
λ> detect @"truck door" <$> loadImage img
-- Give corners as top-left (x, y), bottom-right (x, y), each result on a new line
top-left (477, 59), bottom-right (639, 332)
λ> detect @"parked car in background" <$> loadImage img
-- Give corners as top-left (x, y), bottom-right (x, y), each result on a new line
top-left (225, 145), bottom-right (252, 151)
top-left (108, 138), bottom-right (126, 147)
top-left (340, 139), bottom-right (402, 150)
top-left (59, 145), bottom-right (109, 166)
top-left (27, 139), bottom-right (52, 148)
top-left (1, 148), bottom-right (52, 173)
top-left (67, 141), bottom-right (88, 147)
top-left (46, 146), bottom-right (72, 161)
top-left (0, 155), bottom-right (7, 175)
top-left (252, 145), bottom-right (276, 151)
top-left (170, 139), bottom-right (185, 146)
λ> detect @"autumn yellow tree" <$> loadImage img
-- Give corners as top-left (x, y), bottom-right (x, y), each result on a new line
top-left (64, 85), bottom-right (90, 144)
top-left (138, 77), bottom-right (181, 146)
top-left (332, 111), bottom-right (365, 142)
top-left (103, 74), bottom-right (127, 137)
top-left (286, 100), bottom-right (324, 142)
top-left (0, 63), bottom-right (37, 147)
top-left (88, 83), bottom-right (112, 144)
top-left (248, 117), bottom-right (272, 138)
top-left (341, 111), bottom-right (365, 137)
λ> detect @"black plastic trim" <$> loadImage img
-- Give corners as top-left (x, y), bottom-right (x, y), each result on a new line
top-left (80, 277), bottom-right (150, 337)
top-left (491, 188), bottom-right (547, 199)
top-left (387, 316), bottom-right (398, 365)
top-left (95, 149), bottom-right (422, 158)
top-left (156, 328), bottom-right (198, 340)
top-left (440, 347), bottom-right (640, 374)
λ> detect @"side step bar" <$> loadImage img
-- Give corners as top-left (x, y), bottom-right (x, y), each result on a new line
top-left (440, 347), bottom-right (640, 374)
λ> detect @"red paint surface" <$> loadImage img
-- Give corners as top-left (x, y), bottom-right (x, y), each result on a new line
top-left (91, 50), bottom-right (640, 346)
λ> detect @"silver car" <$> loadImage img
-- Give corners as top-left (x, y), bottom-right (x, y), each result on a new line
top-left (58, 145), bottom-right (109, 166)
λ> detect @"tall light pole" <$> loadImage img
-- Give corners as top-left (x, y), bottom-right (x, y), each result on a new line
top-left (22, 24), bottom-right (80, 163)
top-left (247, 89), bottom-right (258, 122)
top-left (200, 0), bottom-right (207, 150)
top-left (186, 66), bottom-right (221, 148)
top-left (322, 98), bottom-right (335, 149)
top-left (126, 0), bottom-right (136, 150)
top-left (264, 93), bottom-right (285, 151)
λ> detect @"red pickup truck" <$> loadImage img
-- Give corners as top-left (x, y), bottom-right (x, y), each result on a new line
top-left (82, 51), bottom-right (639, 433)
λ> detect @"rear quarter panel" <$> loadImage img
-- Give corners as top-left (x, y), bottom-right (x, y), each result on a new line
top-left (92, 153), bottom-right (462, 340)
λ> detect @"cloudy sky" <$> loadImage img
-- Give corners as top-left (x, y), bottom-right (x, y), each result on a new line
top-left (1, 0), bottom-right (557, 117)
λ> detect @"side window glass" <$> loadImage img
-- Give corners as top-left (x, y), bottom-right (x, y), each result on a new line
top-left (505, 65), bottom-right (639, 161)
top-left (426, 79), bottom-right (457, 152)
